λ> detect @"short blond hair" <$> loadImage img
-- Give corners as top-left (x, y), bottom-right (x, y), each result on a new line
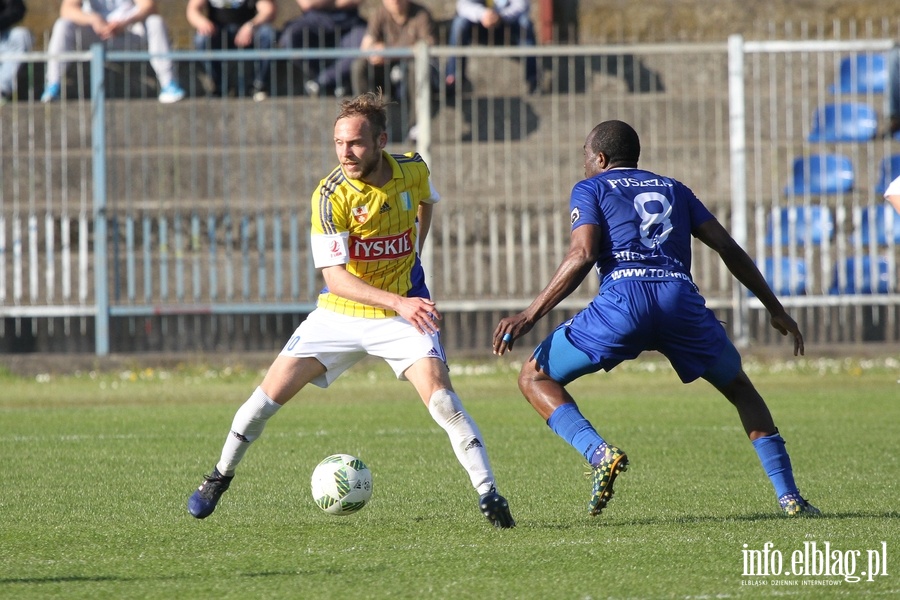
top-left (335, 90), bottom-right (389, 138)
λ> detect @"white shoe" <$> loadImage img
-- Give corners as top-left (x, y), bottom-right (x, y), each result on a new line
top-left (159, 82), bottom-right (185, 104)
top-left (304, 80), bottom-right (320, 97)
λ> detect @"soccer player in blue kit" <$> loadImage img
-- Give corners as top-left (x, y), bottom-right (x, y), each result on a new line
top-left (492, 119), bottom-right (820, 518)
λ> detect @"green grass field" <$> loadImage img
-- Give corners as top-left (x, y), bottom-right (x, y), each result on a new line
top-left (1, 355), bottom-right (898, 599)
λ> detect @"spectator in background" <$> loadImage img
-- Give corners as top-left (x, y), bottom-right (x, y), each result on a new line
top-left (279, 0), bottom-right (367, 97)
top-left (883, 174), bottom-right (900, 214)
top-left (0, 0), bottom-right (31, 104)
top-left (351, 0), bottom-right (437, 142)
top-left (41, 0), bottom-right (185, 104)
top-left (187, 0), bottom-right (277, 101)
top-left (444, 0), bottom-right (538, 98)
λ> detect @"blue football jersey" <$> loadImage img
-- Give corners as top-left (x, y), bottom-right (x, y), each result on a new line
top-left (569, 167), bottom-right (716, 290)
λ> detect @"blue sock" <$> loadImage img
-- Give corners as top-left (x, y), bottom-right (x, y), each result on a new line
top-left (547, 403), bottom-right (606, 465)
top-left (751, 432), bottom-right (798, 500)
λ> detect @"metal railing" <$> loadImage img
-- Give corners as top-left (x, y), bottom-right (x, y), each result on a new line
top-left (2, 37), bottom-right (899, 353)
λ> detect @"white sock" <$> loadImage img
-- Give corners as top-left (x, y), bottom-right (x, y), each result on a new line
top-left (216, 387), bottom-right (282, 476)
top-left (428, 389), bottom-right (495, 495)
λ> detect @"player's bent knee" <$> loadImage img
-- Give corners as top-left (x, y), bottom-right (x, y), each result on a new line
top-left (428, 389), bottom-right (462, 420)
top-left (517, 359), bottom-right (547, 395)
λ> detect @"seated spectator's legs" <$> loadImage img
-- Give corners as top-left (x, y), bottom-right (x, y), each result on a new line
top-left (486, 18), bottom-right (538, 91)
top-left (393, 60), bottom-right (420, 140)
top-left (352, 58), bottom-right (418, 138)
top-left (0, 27), bottom-right (32, 99)
top-left (445, 15), bottom-right (474, 86)
top-left (350, 56), bottom-right (377, 97)
top-left (281, 11), bottom-right (365, 95)
top-left (139, 15), bottom-right (177, 89)
top-left (251, 24), bottom-right (277, 91)
top-left (196, 24), bottom-right (274, 96)
top-left (45, 19), bottom-right (100, 88)
top-left (509, 14), bottom-right (538, 92)
top-left (194, 26), bottom-right (232, 94)
top-left (323, 21), bottom-right (366, 95)
top-left (279, 11), bottom-right (333, 86)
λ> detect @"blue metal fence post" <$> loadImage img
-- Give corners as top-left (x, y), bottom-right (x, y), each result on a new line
top-left (727, 34), bottom-right (749, 348)
top-left (414, 41), bottom-right (433, 292)
top-left (92, 43), bottom-right (110, 356)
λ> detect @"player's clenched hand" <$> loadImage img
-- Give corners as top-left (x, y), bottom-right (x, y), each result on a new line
top-left (397, 297), bottom-right (441, 335)
top-left (492, 313), bottom-right (534, 356)
top-left (770, 311), bottom-right (804, 356)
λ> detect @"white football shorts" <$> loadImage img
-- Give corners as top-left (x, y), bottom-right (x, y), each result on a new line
top-left (280, 308), bottom-right (447, 388)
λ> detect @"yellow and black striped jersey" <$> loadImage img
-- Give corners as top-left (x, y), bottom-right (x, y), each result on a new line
top-left (310, 151), bottom-right (439, 318)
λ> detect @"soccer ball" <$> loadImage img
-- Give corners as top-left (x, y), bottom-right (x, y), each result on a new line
top-left (310, 454), bottom-right (373, 515)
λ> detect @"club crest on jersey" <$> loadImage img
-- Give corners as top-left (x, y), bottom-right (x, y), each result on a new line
top-left (571, 207), bottom-right (580, 224)
top-left (351, 205), bottom-right (370, 223)
top-left (350, 229), bottom-right (413, 260)
top-left (400, 191), bottom-right (412, 211)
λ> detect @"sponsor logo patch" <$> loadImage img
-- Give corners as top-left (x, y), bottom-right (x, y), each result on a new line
top-left (350, 229), bottom-right (414, 260)
top-left (571, 207), bottom-right (580, 225)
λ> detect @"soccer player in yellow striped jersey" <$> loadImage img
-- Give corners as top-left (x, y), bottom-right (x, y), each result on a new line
top-left (187, 91), bottom-right (515, 528)
top-left (310, 148), bottom-right (435, 318)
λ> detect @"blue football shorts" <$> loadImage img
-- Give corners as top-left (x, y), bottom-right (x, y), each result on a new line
top-left (532, 279), bottom-right (741, 387)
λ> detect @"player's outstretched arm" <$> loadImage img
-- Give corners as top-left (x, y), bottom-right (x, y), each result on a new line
top-left (322, 265), bottom-right (440, 335)
top-left (492, 224), bottom-right (599, 355)
top-left (694, 218), bottom-right (804, 356)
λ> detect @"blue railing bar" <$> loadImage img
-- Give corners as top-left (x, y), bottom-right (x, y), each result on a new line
top-left (0, 50), bottom-right (91, 62)
top-left (256, 213), bottom-right (266, 301)
top-left (191, 214), bottom-right (201, 302)
top-left (207, 214), bottom-right (217, 302)
top-left (159, 215), bottom-right (169, 301)
top-left (111, 215), bottom-right (121, 301)
top-left (273, 214), bottom-right (283, 299)
top-left (91, 43), bottom-right (110, 356)
top-left (142, 215), bottom-right (152, 303)
top-left (109, 302), bottom-right (318, 317)
top-left (742, 39), bottom-right (893, 54)
top-left (0, 305), bottom-right (96, 318)
top-left (126, 215), bottom-right (136, 302)
top-left (175, 213), bottom-right (185, 302)
top-left (240, 215), bottom-right (250, 300)
top-left (104, 47), bottom-right (416, 63)
top-left (428, 43), bottom-right (728, 58)
top-left (223, 212), bottom-right (234, 301)
top-left (305, 230), bottom-right (316, 300)
top-left (289, 213), bottom-right (300, 300)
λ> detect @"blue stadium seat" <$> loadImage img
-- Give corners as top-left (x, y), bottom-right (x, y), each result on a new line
top-left (874, 154), bottom-right (900, 194)
top-left (829, 255), bottom-right (891, 294)
top-left (858, 204), bottom-right (900, 245)
top-left (807, 102), bottom-right (878, 142)
top-left (766, 205), bottom-right (834, 246)
top-left (783, 154), bottom-right (854, 196)
top-left (758, 257), bottom-right (807, 296)
top-left (828, 53), bottom-right (887, 94)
